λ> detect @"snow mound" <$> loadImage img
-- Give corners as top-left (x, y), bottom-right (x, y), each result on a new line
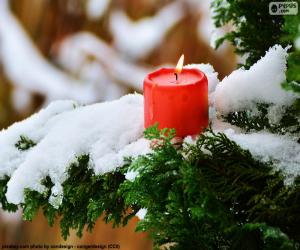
top-left (214, 45), bottom-right (296, 114)
top-left (0, 100), bottom-right (76, 177)
top-left (1, 94), bottom-right (150, 207)
top-left (185, 63), bottom-right (219, 94)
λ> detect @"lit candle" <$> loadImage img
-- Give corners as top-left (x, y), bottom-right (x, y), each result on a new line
top-left (144, 55), bottom-right (208, 137)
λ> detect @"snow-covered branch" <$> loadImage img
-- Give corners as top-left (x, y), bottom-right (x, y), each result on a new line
top-left (214, 45), bottom-right (296, 114)
top-left (0, 94), bottom-right (150, 207)
top-left (0, 44), bottom-right (298, 211)
top-left (0, 0), bottom-right (99, 103)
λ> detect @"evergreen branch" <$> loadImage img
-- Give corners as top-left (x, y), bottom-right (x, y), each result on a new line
top-left (1, 128), bottom-right (299, 249)
top-left (15, 135), bottom-right (36, 151)
top-left (212, 0), bottom-right (286, 68)
top-left (223, 103), bottom-right (300, 136)
top-left (0, 176), bottom-right (18, 212)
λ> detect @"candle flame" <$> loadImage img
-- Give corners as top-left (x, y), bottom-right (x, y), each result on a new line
top-left (175, 54), bottom-right (184, 74)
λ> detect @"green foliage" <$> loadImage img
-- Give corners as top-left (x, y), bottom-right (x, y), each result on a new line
top-left (281, 2), bottom-right (300, 127)
top-left (1, 125), bottom-right (300, 249)
top-left (228, 223), bottom-right (295, 250)
top-left (22, 155), bottom-right (132, 240)
top-left (282, 81), bottom-right (300, 93)
top-left (223, 103), bottom-right (300, 136)
top-left (280, 1), bottom-right (300, 124)
top-left (286, 52), bottom-right (300, 85)
top-left (143, 122), bottom-right (176, 141)
top-left (283, 2), bottom-right (300, 95)
top-left (121, 127), bottom-right (299, 249)
top-left (0, 176), bottom-right (18, 212)
top-left (120, 128), bottom-right (232, 249)
top-left (0, 2), bottom-right (300, 248)
top-left (22, 176), bottom-right (55, 223)
top-left (212, 0), bottom-right (300, 136)
top-left (0, 134), bottom-right (36, 212)
top-left (212, 0), bottom-right (286, 68)
top-left (185, 130), bottom-right (300, 245)
top-left (15, 135), bottom-right (36, 151)
top-left (59, 155), bottom-right (131, 239)
top-left (212, 0), bottom-right (300, 90)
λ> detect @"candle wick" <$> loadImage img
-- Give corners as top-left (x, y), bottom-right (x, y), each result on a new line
top-left (174, 73), bottom-right (178, 81)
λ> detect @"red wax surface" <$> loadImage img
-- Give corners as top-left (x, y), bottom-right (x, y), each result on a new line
top-left (144, 68), bottom-right (208, 137)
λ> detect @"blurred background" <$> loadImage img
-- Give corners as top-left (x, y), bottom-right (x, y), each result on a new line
top-left (0, 0), bottom-right (237, 248)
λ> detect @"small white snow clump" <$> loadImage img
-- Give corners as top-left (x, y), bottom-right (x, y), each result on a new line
top-left (136, 208), bottom-right (148, 220)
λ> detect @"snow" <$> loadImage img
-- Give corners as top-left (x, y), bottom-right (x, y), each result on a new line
top-left (0, 0), bottom-right (98, 103)
top-left (196, 0), bottom-right (214, 44)
top-left (93, 138), bottom-right (151, 175)
top-left (295, 37), bottom-right (300, 50)
top-left (295, 25), bottom-right (300, 50)
top-left (207, 115), bottom-right (300, 183)
top-left (209, 28), bottom-right (226, 50)
top-left (0, 39), bottom-right (298, 210)
top-left (136, 208), bottom-right (147, 220)
top-left (79, 60), bottom-right (128, 101)
top-left (185, 63), bottom-right (220, 108)
top-left (1, 94), bottom-right (151, 206)
top-left (206, 45), bottom-right (300, 182)
top-left (11, 87), bottom-right (33, 113)
top-left (0, 100), bottom-right (76, 178)
top-left (185, 63), bottom-right (219, 94)
top-left (214, 45), bottom-right (296, 114)
top-left (190, 45), bottom-right (299, 183)
top-left (86, 0), bottom-right (110, 20)
top-left (211, 118), bottom-right (241, 133)
top-left (223, 129), bottom-right (300, 184)
top-left (186, 0), bottom-right (226, 51)
top-left (125, 171), bottom-right (138, 182)
top-left (237, 53), bottom-right (250, 66)
top-left (56, 32), bottom-right (150, 94)
top-left (267, 105), bottom-right (285, 124)
top-left (109, 1), bottom-right (184, 60)
top-left (192, 0), bottom-right (223, 49)
top-left (188, 0), bottom-right (229, 52)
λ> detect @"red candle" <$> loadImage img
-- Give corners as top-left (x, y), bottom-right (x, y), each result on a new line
top-left (143, 56), bottom-right (208, 137)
